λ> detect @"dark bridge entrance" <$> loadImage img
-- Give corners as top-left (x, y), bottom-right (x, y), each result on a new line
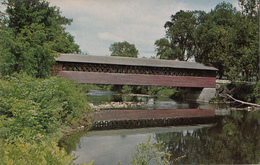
top-left (53, 54), bottom-right (217, 88)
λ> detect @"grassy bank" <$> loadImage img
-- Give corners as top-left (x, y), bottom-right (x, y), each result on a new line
top-left (0, 73), bottom-right (94, 164)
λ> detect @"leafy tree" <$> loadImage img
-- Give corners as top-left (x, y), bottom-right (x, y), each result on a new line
top-left (0, 0), bottom-right (81, 78)
top-left (239, 0), bottom-right (259, 17)
top-left (109, 41), bottom-right (139, 93)
top-left (194, 2), bottom-right (240, 79)
top-left (155, 10), bottom-right (205, 61)
top-left (195, 2), bottom-right (258, 80)
top-left (156, 1), bottom-right (259, 81)
top-left (154, 38), bottom-right (175, 60)
top-left (109, 41), bottom-right (139, 58)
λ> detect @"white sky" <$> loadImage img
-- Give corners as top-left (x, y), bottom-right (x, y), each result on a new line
top-left (1, 0), bottom-right (240, 58)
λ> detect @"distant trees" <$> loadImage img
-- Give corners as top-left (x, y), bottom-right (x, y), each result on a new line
top-left (109, 41), bottom-right (139, 58)
top-left (155, 1), bottom-right (259, 81)
top-left (108, 41), bottom-right (139, 93)
top-left (0, 0), bottom-right (81, 78)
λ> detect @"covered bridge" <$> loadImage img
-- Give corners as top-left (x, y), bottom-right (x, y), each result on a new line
top-left (52, 54), bottom-right (217, 102)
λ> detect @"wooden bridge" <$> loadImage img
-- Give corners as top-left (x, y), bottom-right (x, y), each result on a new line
top-left (52, 54), bottom-right (217, 88)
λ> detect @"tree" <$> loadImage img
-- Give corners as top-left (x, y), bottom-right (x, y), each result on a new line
top-left (0, 0), bottom-right (81, 78)
top-left (109, 41), bottom-right (139, 58)
top-left (108, 41), bottom-right (139, 93)
top-left (195, 2), bottom-right (241, 79)
top-left (239, 0), bottom-right (259, 17)
top-left (195, 2), bottom-right (258, 80)
top-left (155, 1), bottom-right (258, 81)
top-left (155, 10), bottom-right (205, 61)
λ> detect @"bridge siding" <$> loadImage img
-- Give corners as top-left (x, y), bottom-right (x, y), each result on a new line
top-left (53, 55), bottom-right (217, 88)
top-left (57, 71), bottom-right (216, 88)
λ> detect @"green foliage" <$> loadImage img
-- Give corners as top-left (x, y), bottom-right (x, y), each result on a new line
top-left (196, 2), bottom-right (258, 80)
top-left (0, 137), bottom-right (74, 165)
top-left (155, 10), bottom-right (205, 61)
top-left (0, 73), bottom-right (92, 134)
top-left (154, 38), bottom-right (175, 60)
top-left (252, 81), bottom-right (260, 104)
top-left (106, 85), bottom-right (186, 101)
top-left (121, 85), bottom-right (149, 94)
top-left (0, 0), bottom-right (81, 78)
top-left (131, 135), bottom-right (171, 165)
top-left (110, 41), bottom-right (139, 58)
top-left (239, 0), bottom-right (259, 17)
top-left (0, 73), bottom-right (93, 164)
top-left (156, 1), bottom-right (259, 81)
top-left (81, 84), bottom-right (101, 93)
top-left (227, 82), bottom-right (257, 103)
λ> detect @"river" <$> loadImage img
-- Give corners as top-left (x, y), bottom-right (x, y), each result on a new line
top-left (60, 90), bottom-right (260, 164)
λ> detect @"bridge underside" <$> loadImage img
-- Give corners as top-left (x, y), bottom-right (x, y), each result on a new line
top-left (57, 71), bottom-right (216, 88)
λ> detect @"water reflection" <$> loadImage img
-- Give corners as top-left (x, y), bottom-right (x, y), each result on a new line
top-left (63, 125), bottom-right (213, 165)
top-left (61, 90), bottom-right (260, 164)
top-left (156, 110), bottom-right (260, 164)
top-left (61, 111), bottom-right (260, 164)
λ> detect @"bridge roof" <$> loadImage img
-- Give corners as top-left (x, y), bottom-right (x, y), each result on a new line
top-left (56, 54), bottom-right (217, 71)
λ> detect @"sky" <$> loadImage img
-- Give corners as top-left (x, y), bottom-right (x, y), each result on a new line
top-left (0, 0), bottom-right (240, 58)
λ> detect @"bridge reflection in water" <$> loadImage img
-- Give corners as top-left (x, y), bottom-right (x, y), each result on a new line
top-left (92, 109), bottom-right (217, 130)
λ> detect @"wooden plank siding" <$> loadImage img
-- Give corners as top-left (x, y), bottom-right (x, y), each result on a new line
top-left (53, 54), bottom-right (217, 88)
top-left (56, 71), bottom-right (216, 88)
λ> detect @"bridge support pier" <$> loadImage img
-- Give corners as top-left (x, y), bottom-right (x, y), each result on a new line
top-left (186, 88), bottom-right (216, 103)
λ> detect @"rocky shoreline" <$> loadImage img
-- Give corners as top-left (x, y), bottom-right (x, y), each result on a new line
top-left (89, 101), bottom-right (148, 110)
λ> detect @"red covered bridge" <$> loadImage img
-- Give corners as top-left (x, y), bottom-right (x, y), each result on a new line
top-left (53, 54), bottom-right (217, 89)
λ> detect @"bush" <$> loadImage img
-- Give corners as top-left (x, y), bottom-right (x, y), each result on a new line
top-left (0, 73), bottom-right (93, 164)
top-left (227, 82), bottom-right (257, 103)
top-left (0, 137), bottom-right (74, 165)
top-left (0, 73), bottom-right (93, 131)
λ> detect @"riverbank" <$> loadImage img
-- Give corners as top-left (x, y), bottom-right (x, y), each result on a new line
top-left (89, 101), bottom-right (148, 110)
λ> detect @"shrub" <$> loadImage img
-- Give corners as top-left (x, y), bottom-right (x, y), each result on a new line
top-left (0, 73), bottom-right (93, 164)
top-left (0, 137), bottom-right (74, 165)
top-left (0, 73), bottom-right (93, 133)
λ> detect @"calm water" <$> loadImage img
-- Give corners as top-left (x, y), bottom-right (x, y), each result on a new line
top-left (60, 90), bottom-right (260, 164)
